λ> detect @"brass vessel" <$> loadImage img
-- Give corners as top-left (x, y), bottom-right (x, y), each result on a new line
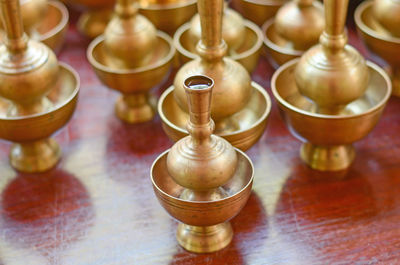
top-left (232, 0), bottom-right (286, 26)
top-left (87, 0), bottom-right (175, 123)
top-left (271, 0), bottom-right (391, 171)
top-left (0, 0), bottom-right (79, 172)
top-left (262, 0), bottom-right (324, 67)
top-left (159, 0), bottom-right (271, 151)
top-left (151, 75), bottom-right (254, 253)
top-left (69, 0), bottom-right (195, 38)
top-left (355, 0), bottom-right (400, 97)
top-left (139, 0), bottom-right (197, 35)
top-left (173, 5), bottom-right (263, 73)
top-left (0, 0), bottom-right (69, 52)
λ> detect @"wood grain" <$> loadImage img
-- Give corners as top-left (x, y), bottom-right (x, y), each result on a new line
top-left (0, 4), bottom-right (399, 264)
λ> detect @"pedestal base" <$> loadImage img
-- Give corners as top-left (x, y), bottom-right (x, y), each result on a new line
top-left (115, 93), bottom-right (156, 124)
top-left (177, 222), bottom-right (233, 253)
top-left (300, 143), bottom-right (355, 171)
top-left (10, 138), bottom-right (61, 173)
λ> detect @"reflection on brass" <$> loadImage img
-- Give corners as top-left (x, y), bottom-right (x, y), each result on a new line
top-left (173, 6), bottom-right (263, 73)
top-left (63, 0), bottom-right (114, 39)
top-left (0, 0), bottom-right (69, 52)
top-left (71, 0), bottom-right (195, 39)
top-left (262, 0), bottom-right (324, 67)
top-left (188, 6), bottom-right (246, 53)
top-left (271, 0), bottom-right (391, 171)
top-left (151, 75), bottom-right (254, 253)
top-left (232, 0), bottom-right (286, 26)
top-left (87, 0), bottom-right (175, 124)
top-left (77, 8), bottom-right (113, 39)
top-left (355, 1), bottom-right (400, 97)
top-left (372, 0), bottom-right (400, 37)
top-left (159, 0), bottom-right (271, 151)
top-left (138, 0), bottom-right (197, 35)
top-left (0, 0), bottom-right (79, 172)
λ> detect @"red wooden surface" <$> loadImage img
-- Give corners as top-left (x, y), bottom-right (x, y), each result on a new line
top-left (0, 6), bottom-right (399, 265)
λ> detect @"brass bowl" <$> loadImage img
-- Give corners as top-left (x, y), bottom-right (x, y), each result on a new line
top-left (158, 82), bottom-right (271, 151)
top-left (151, 148), bottom-right (253, 253)
top-left (174, 20), bottom-right (263, 73)
top-left (139, 0), bottom-right (197, 35)
top-left (37, 1), bottom-right (69, 53)
top-left (271, 59), bottom-right (391, 171)
top-left (0, 63), bottom-right (80, 172)
top-left (87, 31), bottom-right (175, 123)
top-left (262, 18), bottom-right (302, 68)
top-left (232, 0), bottom-right (286, 26)
top-left (355, 0), bottom-right (400, 97)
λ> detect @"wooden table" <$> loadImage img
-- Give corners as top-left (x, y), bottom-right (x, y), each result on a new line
top-left (0, 7), bottom-right (399, 265)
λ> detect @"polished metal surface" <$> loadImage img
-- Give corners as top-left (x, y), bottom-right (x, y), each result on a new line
top-left (271, 0), bottom-right (391, 171)
top-left (161, 0), bottom-right (270, 151)
top-left (87, 0), bottom-right (175, 123)
top-left (152, 75), bottom-right (254, 253)
top-left (0, 0), bottom-right (79, 172)
top-left (262, 0), bottom-right (324, 67)
top-left (355, 0), bottom-right (400, 97)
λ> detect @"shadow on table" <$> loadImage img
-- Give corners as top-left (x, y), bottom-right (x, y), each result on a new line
top-left (276, 161), bottom-right (379, 223)
top-left (104, 114), bottom-right (173, 187)
top-left (0, 168), bottom-right (95, 262)
top-left (170, 192), bottom-right (268, 265)
top-left (106, 109), bottom-right (172, 157)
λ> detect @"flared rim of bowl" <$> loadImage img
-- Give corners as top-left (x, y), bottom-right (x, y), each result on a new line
top-left (0, 62), bottom-right (80, 121)
top-left (158, 81), bottom-right (271, 137)
top-left (354, 0), bottom-right (400, 45)
top-left (271, 58), bottom-right (392, 120)
top-left (174, 20), bottom-right (264, 62)
top-left (140, 0), bottom-right (197, 10)
top-left (242, 0), bottom-right (286, 6)
top-left (150, 148), bottom-right (254, 205)
top-left (262, 18), bottom-right (305, 57)
top-left (39, 1), bottom-right (69, 41)
top-left (87, 31), bottom-right (176, 75)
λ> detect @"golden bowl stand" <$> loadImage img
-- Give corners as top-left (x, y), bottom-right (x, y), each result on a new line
top-left (152, 75), bottom-right (254, 253)
top-left (160, 0), bottom-right (271, 151)
top-left (87, 0), bottom-right (175, 124)
top-left (262, 0), bottom-right (324, 67)
top-left (0, 0), bottom-right (79, 173)
top-left (271, 0), bottom-right (392, 171)
top-left (272, 60), bottom-right (391, 171)
top-left (355, 0), bottom-right (400, 97)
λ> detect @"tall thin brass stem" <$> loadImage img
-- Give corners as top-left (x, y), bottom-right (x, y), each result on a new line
top-left (184, 75), bottom-right (214, 145)
top-left (0, 0), bottom-right (27, 53)
top-left (198, 0), bottom-right (223, 49)
top-left (324, 0), bottom-right (348, 36)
